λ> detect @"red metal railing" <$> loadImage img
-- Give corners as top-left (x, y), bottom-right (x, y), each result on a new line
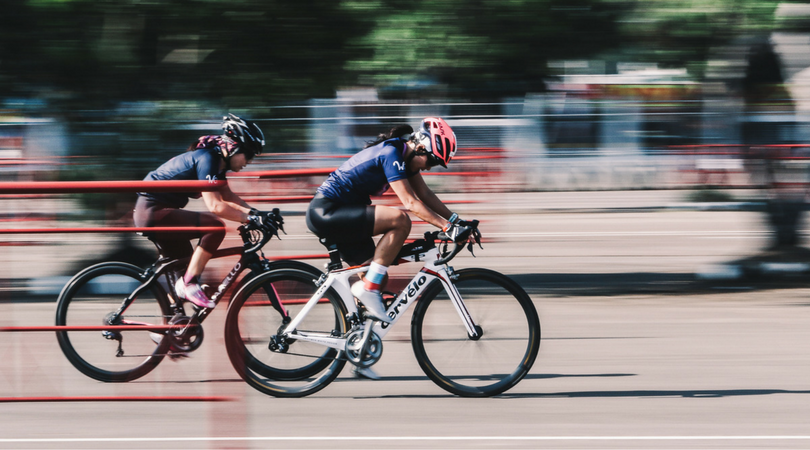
top-left (0, 180), bottom-right (226, 194)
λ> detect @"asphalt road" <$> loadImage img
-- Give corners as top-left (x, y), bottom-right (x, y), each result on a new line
top-left (1, 191), bottom-right (809, 449)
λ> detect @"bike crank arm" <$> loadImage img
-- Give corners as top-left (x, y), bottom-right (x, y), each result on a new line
top-left (348, 319), bottom-right (374, 359)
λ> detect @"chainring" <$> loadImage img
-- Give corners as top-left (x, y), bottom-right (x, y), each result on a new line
top-left (166, 314), bottom-right (204, 353)
top-left (344, 328), bottom-right (383, 368)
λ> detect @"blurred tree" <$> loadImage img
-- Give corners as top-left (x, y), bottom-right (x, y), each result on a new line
top-left (2, 0), bottom-right (803, 103)
top-left (0, 0), bottom-right (368, 106)
top-left (0, 0), bottom-right (371, 181)
top-left (344, 0), bottom-right (626, 97)
top-left (612, 0), bottom-right (785, 77)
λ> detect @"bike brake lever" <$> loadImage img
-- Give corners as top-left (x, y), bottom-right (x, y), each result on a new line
top-left (466, 229), bottom-right (483, 257)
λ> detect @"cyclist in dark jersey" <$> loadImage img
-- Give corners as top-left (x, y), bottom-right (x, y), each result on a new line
top-left (307, 117), bottom-right (476, 325)
top-left (134, 114), bottom-right (269, 309)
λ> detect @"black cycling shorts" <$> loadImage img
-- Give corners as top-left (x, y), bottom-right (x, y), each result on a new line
top-left (133, 196), bottom-right (226, 258)
top-left (306, 193), bottom-right (376, 266)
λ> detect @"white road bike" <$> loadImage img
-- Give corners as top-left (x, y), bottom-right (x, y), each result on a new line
top-left (224, 221), bottom-right (541, 397)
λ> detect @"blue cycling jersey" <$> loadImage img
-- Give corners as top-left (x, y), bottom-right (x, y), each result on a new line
top-left (138, 147), bottom-right (226, 208)
top-left (317, 138), bottom-right (417, 205)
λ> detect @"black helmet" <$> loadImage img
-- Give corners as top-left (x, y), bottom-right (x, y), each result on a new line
top-left (221, 113), bottom-right (265, 157)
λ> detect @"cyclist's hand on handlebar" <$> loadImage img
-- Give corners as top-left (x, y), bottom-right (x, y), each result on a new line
top-left (433, 217), bottom-right (483, 264)
top-left (247, 208), bottom-right (285, 236)
top-left (443, 221), bottom-right (472, 243)
top-left (443, 217), bottom-right (482, 248)
top-left (442, 214), bottom-right (479, 244)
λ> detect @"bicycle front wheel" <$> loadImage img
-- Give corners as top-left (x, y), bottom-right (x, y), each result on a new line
top-left (411, 268), bottom-right (541, 397)
top-left (55, 262), bottom-right (172, 382)
top-left (225, 268), bottom-right (348, 398)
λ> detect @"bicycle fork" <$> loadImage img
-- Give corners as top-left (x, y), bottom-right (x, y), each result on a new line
top-left (432, 268), bottom-right (483, 340)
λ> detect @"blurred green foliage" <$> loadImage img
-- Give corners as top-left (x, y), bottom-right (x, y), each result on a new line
top-left (2, 0), bottom-right (367, 107)
top-left (345, 0), bottom-right (626, 96)
top-left (612, 0), bottom-right (785, 77)
top-left (3, 0), bottom-right (806, 105)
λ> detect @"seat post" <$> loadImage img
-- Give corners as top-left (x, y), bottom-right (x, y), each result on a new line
top-left (320, 238), bottom-right (343, 271)
top-left (143, 233), bottom-right (184, 291)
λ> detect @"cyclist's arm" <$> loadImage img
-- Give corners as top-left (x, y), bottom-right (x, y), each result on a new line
top-left (389, 178), bottom-right (447, 229)
top-left (220, 183), bottom-right (251, 209)
top-left (407, 172), bottom-right (453, 220)
top-left (201, 184), bottom-right (251, 222)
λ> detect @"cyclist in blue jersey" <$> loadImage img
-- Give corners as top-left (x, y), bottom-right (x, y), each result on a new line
top-left (134, 114), bottom-right (272, 309)
top-left (307, 117), bottom-right (476, 326)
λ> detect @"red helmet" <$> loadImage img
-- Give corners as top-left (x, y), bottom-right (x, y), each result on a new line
top-left (415, 117), bottom-right (457, 168)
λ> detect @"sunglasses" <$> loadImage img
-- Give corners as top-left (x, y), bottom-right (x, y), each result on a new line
top-left (425, 153), bottom-right (443, 167)
top-left (416, 134), bottom-right (445, 168)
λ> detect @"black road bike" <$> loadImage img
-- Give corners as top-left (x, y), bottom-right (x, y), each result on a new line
top-left (55, 209), bottom-right (322, 382)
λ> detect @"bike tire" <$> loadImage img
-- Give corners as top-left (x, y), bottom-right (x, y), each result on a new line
top-left (411, 268), bottom-right (541, 397)
top-left (55, 262), bottom-right (173, 382)
top-left (230, 259), bottom-right (324, 305)
top-left (224, 267), bottom-right (348, 398)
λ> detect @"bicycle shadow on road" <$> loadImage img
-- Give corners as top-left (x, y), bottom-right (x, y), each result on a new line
top-left (511, 272), bottom-right (810, 297)
top-left (333, 372), bottom-right (636, 385)
top-left (372, 388), bottom-right (810, 400)
top-left (498, 388), bottom-right (810, 399)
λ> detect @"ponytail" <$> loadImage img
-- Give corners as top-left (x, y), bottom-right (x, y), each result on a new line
top-left (188, 135), bottom-right (223, 152)
top-left (363, 124), bottom-right (414, 149)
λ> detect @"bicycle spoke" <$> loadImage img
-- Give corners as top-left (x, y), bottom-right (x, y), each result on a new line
top-left (225, 267), bottom-right (348, 397)
top-left (55, 263), bottom-right (171, 382)
top-left (412, 268), bottom-right (541, 397)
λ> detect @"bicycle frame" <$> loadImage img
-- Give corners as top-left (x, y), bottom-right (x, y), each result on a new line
top-left (280, 247), bottom-right (481, 352)
top-left (111, 247), bottom-right (267, 326)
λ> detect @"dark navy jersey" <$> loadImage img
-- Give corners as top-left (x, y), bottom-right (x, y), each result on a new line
top-left (138, 147), bottom-right (226, 208)
top-left (317, 138), bottom-right (417, 205)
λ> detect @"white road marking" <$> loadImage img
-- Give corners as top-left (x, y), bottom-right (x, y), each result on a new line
top-left (2, 435), bottom-right (810, 443)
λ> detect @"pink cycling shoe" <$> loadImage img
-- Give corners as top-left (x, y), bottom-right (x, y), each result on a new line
top-left (174, 278), bottom-right (216, 309)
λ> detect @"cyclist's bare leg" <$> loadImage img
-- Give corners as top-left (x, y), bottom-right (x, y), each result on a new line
top-left (350, 205), bottom-right (410, 324)
top-left (175, 246), bottom-right (217, 308)
top-left (185, 247), bottom-right (213, 281)
top-left (371, 205), bottom-right (412, 266)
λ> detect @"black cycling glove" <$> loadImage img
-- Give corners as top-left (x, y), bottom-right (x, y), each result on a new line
top-left (442, 213), bottom-right (473, 243)
top-left (247, 208), bottom-right (284, 235)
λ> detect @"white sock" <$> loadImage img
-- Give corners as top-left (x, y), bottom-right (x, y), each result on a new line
top-left (364, 262), bottom-right (388, 292)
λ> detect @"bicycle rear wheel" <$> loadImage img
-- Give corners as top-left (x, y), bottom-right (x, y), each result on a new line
top-left (411, 268), bottom-right (541, 397)
top-left (55, 262), bottom-right (172, 382)
top-left (225, 268), bottom-right (348, 397)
